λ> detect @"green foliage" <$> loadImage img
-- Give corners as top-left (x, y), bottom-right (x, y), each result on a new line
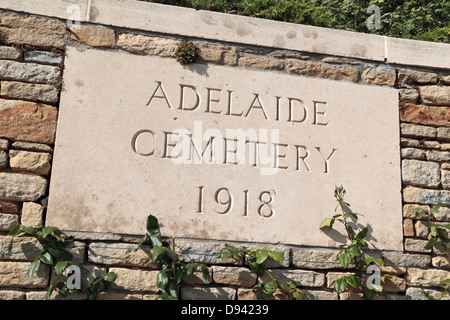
top-left (7, 224), bottom-right (117, 300)
top-left (139, 215), bottom-right (210, 299)
top-left (415, 201), bottom-right (450, 256)
top-left (175, 40), bottom-right (199, 65)
top-left (219, 243), bottom-right (304, 300)
top-left (320, 186), bottom-right (384, 298)
top-left (143, 0), bottom-right (449, 43)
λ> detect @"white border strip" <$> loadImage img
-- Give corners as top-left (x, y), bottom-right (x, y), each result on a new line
top-left (1, 0), bottom-right (449, 69)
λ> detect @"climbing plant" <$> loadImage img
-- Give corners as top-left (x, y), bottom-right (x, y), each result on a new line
top-left (219, 243), bottom-right (304, 300)
top-left (138, 214), bottom-right (210, 299)
top-left (7, 224), bottom-right (117, 300)
top-left (319, 185), bottom-right (385, 298)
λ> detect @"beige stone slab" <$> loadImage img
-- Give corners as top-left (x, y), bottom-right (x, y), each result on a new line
top-left (47, 47), bottom-right (402, 250)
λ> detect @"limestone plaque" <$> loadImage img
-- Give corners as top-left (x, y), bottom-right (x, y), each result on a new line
top-left (47, 46), bottom-right (403, 250)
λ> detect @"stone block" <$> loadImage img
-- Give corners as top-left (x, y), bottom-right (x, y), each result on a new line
top-left (212, 266), bottom-right (256, 287)
top-left (362, 64), bottom-right (396, 86)
top-left (9, 150), bottom-right (52, 176)
top-left (0, 99), bottom-right (57, 144)
top-left (70, 25), bottom-right (116, 47)
top-left (401, 159), bottom-right (440, 187)
top-left (117, 33), bottom-right (178, 57)
top-left (419, 86), bottom-right (450, 106)
top-left (88, 242), bottom-right (158, 268)
top-left (181, 286), bottom-right (236, 300)
top-left (0, 172), bottom-right (47, 202)
top-left (20, 202), bottom-right (44, 227)
top-left (1, 81), bottom-right (59, 104)
top-left (286, 60), bottom-right (359, 82)
top-left (109, 267), bottom-right (159, 292)
top-left (238, 56), bottom-right (284, 71)
top-left (406, 268), bottom-right (450, 287)
top-left (23, 50), bottom-right (62, 65)
top-left (0, 261), bottom-right (49, 288)
top-left (399, 103), bottom-right (449, 127)
top-left (0, 60), bottom-right (60, 84)
top-left (0, 12), bottom-right (66, 48)
top-left (400, 123), bottom-right (436, 139)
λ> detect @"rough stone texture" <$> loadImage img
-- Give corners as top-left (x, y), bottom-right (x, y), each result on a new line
top-left (88, 242), bottom-right (158, 268)
top-left (400, 123), bottom-right (436, 139)
top-left (400, 137), bottom-right (420, 148)
top-left (398, 68), bottom-right (438, 87)
top-left (441, 75), bottom-right (450, 85)
top-left (286, 60), bottom-right (359, 82)
top-left (0, 99), bottom-right (57, 144)
top-left (195, 42), bottom-right (237, 65)
top-left (403, 218), bottom-right (414, 237)
top-left (0, 139), bottom-right (8, 151)
top-left (0, 201), bottom-right (19, 214)
top-left (403, 187), bottom-right (450, 205)
top-left (440, 128), bottom-right (450, 142)
top-left (0, 12), bottom-right (66, 48)
top-left (24, 50), bottom-right (62, 65)
top-left (402, 159), bottom-right (440, 188)
top-left (435, 206), bottom-right (450, 222)
top-left (426, 150), bottom-right (450, 162)
top-left (381, 252), bottom-right (431, 268)
top-left (0, 46), bottom-right (21, 61)
top-left (238, 56), bottom-right (284, 71)
top-left (9, 150), bottom-right (51, 175)
top-left (442, 170), bottom-right (450, 189)
top-left (419, 86), bottom-right (450, 106)
top-left (181, 286), bottom-right (236, 300)
top-left (262, 269), bottom-right (325, 287)
top-left (20, 202), bottom-right (44, 227)
top-left (432, 256), bottom-right (450, 267)
top-left (404, 239), bottom-right (431, 253)
top-left (212, 266), bottom-right (257, 287)
top-left (0, 290), bottom-right (25, 300)
top-left (0, 213), bottom-right (19, 231)
top-left (291, 247), bottom-right (342, 269)
top-left (11, 142), bottom-right (53, 153)
top-left (0, 235), bottom-right (85, 263)
top-left (415, 220), bottom-right (430, 238)
top-left (406, 268), bottom-right (450, 287)
top-left (1, 81), bottom-right (59, 104)
top-left (401, 148), bottom-right (426, 160)
top-left (0, 172), bottom-right (47, 202)
top-left (0, 151), bottom-right (7, 169)
top-left (117, 33), bottom-right (178, 57)
top-left (0, 261), bottom-right (49, 288)
top-left (399, 88), bottom-right (419, 103)
top-left (0, 60), bottom-right (60, 84)
top-left (406, 287), bottom-right (450, 300)
top-left (362, 65), bottom-right (396, 86)
top-left (399, 103), bottom-right (450, 127)
top-left (70, 25), bottom-right (116, 47)
top-left (109, 267), bottom-right (159, 292)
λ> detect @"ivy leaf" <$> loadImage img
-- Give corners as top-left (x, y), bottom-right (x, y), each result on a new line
top-left (54, 260), bottom-right (70, 275)
top-left (157, 271), bottom-right (169, 291)
top-left (39, 251), bottom-right (54, 265)
top-left (319, 218), bottom-right (334, 230)
top-left (28, 258), bottom-right (41, 279)
top-left (146, 215), bottom-right (163, 247)
top-left (339, 253), bottom-right (351, 268)
top-left (256, 250), bottom-right (270, 264)
top-left (263, 281), bottom-right (278, 295)
top-left (335, 278), bottom-right (347, 293)
top-left (356, 227), bottom-right (368, 240)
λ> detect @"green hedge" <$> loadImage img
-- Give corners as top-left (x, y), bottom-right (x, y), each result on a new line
top-left (143, 0), bottom-right (449, 43)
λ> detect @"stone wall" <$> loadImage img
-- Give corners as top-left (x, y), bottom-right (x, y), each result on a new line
top-left (0, 3), bottom-right (449, 300)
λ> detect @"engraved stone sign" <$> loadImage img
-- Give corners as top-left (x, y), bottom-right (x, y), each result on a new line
top-left (46, 46), bottom-right (403, 250)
